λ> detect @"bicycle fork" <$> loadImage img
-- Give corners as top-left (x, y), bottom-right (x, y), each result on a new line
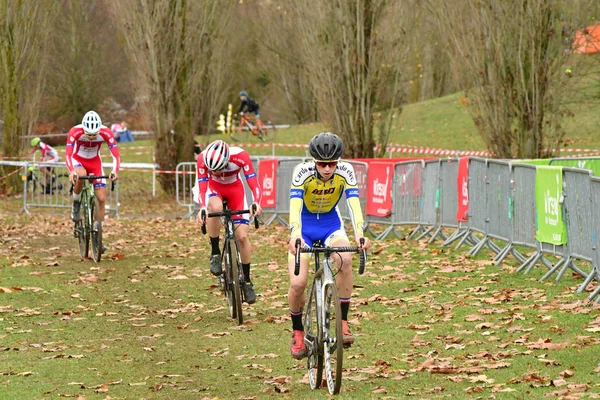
top-left (320, 262), bottom-right (336, 348)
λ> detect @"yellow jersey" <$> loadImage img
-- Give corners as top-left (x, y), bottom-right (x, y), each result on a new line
top-left (289, 161), bottom-right (364, 241)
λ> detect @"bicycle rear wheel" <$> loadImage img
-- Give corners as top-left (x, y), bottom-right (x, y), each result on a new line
top-left (77, 191), bottom-right (90, 258)
top-left (225, 240), bottom-right (243, 324)
top-left (257, 122), bottom-right (276, 142)
top-left (304, 281), bottom-right (324, 390)
top-left (90, 195), bottom-right (103, 262)
top-left (323, 282), bottom-right (343, 394)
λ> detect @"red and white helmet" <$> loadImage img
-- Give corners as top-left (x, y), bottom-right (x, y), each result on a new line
top-left (203, 140), bottom-right (230, 171)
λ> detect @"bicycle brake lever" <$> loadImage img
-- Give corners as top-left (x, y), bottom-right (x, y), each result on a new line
top-left (200, 209), bottom-right (207, 235)
top-left (359, 237), bottom-right (367, 275)
top-left (294, 238), bottom-right (302, 276)
top-left (252, 203), bottom-right (259, 229)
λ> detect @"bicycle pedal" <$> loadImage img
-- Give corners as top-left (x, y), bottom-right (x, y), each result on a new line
top-left (343, 343), bottom-right (352, 349)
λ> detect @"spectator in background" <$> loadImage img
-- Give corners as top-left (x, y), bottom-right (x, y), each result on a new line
top-left (194, 140), bottom-right (201, 161)
top-left (110, 122), bottom-right (122, 142)
top-left (118, 121), bottom-right (135, 143)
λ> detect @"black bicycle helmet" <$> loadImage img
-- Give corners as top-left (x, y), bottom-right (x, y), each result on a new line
top-left (308, 132), bottom-right (344, 161)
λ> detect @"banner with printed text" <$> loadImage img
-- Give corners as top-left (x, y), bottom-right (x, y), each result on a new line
top-left (366, 162), bottom-right (394, 217)
top-left (258, 159), bottom-right (278, 208)
top-left (535, 166), bottom-right (567, 245)
top-left (456, 157), bottom-right (469, 222)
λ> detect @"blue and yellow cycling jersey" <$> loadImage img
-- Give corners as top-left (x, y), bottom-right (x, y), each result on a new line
top-left (289, 161), bottom-right (364, 243)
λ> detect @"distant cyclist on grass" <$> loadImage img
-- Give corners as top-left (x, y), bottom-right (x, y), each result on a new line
top-left (65, 111), bottom-right (120, 253)
top-left (196, 140), bottom-right (263, 304)
top-left (287, 132), bottom-right (371, 359)
top-left (28, 137), bottom-right (61, 193)
top-left (238, 90), bottom-right (263, 126)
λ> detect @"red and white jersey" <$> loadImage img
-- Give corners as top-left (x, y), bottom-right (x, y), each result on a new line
top-left (29, 142), bottom-right (59, 162)
top-left (65, 125), bottom-right (120, 173)
top-left (196, 146), bottom-right (261, 208)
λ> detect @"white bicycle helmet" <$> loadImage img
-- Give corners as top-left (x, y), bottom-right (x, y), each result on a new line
top-left (203, 140), bottom-right (230, 171)
top-left (82, 110), bottom-right (102, 135)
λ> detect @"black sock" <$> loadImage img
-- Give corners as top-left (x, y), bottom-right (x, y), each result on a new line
top-left (210, 236), bottom-right (220, 255)
top-left (242, 263), bottom-right (251, 282)
top-left (291, 312), bottom-right (304, 331)
top-left (340, 300), bottom-right (350, 321)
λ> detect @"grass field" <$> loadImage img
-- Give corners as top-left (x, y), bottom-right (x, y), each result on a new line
top-left (2, 93), bottom-right (600, 399)
top-left (2, 213), bottom-right (600, 399)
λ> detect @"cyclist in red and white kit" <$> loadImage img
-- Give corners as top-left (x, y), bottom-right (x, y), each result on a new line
top-left (29, 137), bottom-right (60, 190)
top-left (66, 111), bottom-right (120, 252)
top-left (197, 140), bottom-right (263, 304)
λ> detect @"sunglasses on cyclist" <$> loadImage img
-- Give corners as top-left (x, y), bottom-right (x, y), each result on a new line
top-left (314, 160), bottom-right (339, 168)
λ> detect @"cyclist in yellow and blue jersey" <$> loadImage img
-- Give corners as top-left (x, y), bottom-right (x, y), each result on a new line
top-left (287, 132), bottom-right (371, 359)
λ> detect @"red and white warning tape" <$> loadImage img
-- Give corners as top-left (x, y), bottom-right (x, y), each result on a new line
top-left (0, 165), bottom-right (24, 181)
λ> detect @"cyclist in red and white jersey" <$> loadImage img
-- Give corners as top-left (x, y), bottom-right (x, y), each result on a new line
top-left (29, 137), bottom-right (60, 187)
top-left (29, 137), bottom-right (60, 163)
top-left (196, 140), bottom-right (262, 304)
top-left (65, 111), bottom-right (120, 252)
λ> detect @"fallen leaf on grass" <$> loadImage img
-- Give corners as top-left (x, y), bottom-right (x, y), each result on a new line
top-left (204, 332), bottom-right (231, 338)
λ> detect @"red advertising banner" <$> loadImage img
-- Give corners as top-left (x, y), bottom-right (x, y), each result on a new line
top-left (258, 159), bottom-right (278, 208)
top-left (456, 157), bottom-right (469, 222)
top-left (366, 162), bottom-right (395, 217)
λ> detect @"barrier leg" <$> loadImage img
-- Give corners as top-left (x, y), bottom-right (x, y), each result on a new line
top-left (588, 284), bottom-right (600, 302)
top-left (511, 248), bottom-right (526, 264)
top-left (539, 256), bottom-right (567, 282)
top-left (555, 258), bottom-right (588, 281)
top-left (576, 267), bottom-right (597, 294)
top-left (408, 224), bottom-right (426, 240)
top-left (415, 225), bottom-right (434, 241)
top-left (493, 243), bottom-right (512, 266)
top-left (376, 225), bottom-right (396, 241)
top-left (468, 236), bottom-right (489, 257)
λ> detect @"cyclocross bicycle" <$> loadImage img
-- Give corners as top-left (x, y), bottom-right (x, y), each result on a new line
top-left (71, 175), bottom-right (115, 262)
top-left (26, 164), bottom-right (68, 195)
top-left (230, 113), bottom-right (276, 143)
top-left (201, 200), bottom-right (259, 325)
top-left (294, 238), bottom-right (366, 395)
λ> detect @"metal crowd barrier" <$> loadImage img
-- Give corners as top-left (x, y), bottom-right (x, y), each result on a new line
top-left (22, 162), bottom-right (119, 217)
top-left (538, 168), bottom-right (592, 282)
top-left (337, 160), bottom-right (368, 223)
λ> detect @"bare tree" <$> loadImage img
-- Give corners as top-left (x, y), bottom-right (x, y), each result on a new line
top-left (247, 2), bottom-right (318, 124)
top-left (289, 0), bottom-right (412, 158)
top-left (43, 0), bottom-right (132, 128)
top-left (432, 0), bottom-right (600, 158)
top-left (109, 0), bottom-right (232, 193)
top-left (0, 0), bottom-right (56, 191)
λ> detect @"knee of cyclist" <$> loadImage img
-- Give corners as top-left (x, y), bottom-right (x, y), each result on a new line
top-left (236, 232), bottom-right (249, 244)
top-left (337, 255), bottom-right (353, 271)
top-left (290, 280), bottom-right (306, 295)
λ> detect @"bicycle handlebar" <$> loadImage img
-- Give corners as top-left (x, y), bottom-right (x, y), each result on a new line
top-left (200, 203), bottom-right (259, 235)
top-left (294, 237), bottom-right (367, 276)
top-left (70, 174), bottom-right (116, 194)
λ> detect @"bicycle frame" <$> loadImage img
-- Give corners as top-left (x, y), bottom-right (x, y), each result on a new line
top-left (294, 239), bottom-right (366, 395)
top-left (72, 175), bottom-right (115, 262)
top-left (201, 201), bottom-right (259, 324)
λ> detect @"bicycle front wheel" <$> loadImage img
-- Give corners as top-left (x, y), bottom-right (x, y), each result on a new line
top-left (225, 240), bottom-right (243, 325)
top-left (323, 282), bottom-right (343, 394)
top-left (78, 191), bottom-right (90, 258)
top-left (304, 281), bottom-right (324, 390)
top-left (229, 126), bottom-right (249, 143)
top-left (90, 195), bottom-right (103, 262)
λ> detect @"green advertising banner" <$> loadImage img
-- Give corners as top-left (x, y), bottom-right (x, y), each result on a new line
top-left (550, 157), bottom-right (600, 177)
top-left (535, 166), bottom-right (567, 245)
top-left (516, 159), bottom-right (552, 166)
